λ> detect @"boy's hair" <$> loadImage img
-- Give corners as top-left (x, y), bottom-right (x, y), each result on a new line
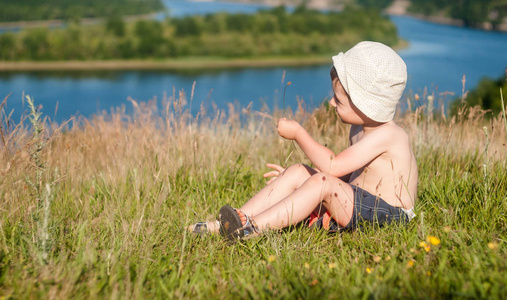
top-left (332, 41), bottom-right (407, 122)
top-left (330, 67), bottom-right (338, 81)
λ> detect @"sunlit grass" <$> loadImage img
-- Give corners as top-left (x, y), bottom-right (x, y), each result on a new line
top-left (0, 89), bottom-right (506, 298)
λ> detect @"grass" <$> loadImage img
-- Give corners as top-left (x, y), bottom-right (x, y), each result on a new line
top-left (0, 89), bottom-right (506, 299)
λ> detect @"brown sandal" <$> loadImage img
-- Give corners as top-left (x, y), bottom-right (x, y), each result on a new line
top-left (219, 205), bottom-right (259, 241)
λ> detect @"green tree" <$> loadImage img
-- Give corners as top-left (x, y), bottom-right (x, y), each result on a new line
top-left (135, 20), bottom-right (164, 57)
top-left (225, 14), bottom-right (252, 33)
top-left (269, 6), bottom-right (289, 33)
top-left (451, 0), bottom-right (488, 27)
top-left (0, 0), bottom-right (164, 22)
top-left (0, 33), bottom-right (16, 60)
top-left (22, 29), bottom-right (50, 60)
top-left (356, 0), bottom-right (394, 10)
top-left (106, 16), bottom-right (126, 37)
top-left (205, 13), bottom-right (227, 34)
top-left (171, 16), bottom-right (203, 36)
top-left (61, 26), bottom-right (84, 60)
top-left (118, 38), bottom-right (135, 59)
top-left (451, 75), bottom-right (507, 116)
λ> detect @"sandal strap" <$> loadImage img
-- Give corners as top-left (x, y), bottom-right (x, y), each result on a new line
top-left (192, 220), bottom-right (219, 234)
top-left (192, 222), bottom-right (208, 234)
top-left (236, 210), bottom-right (259, 237)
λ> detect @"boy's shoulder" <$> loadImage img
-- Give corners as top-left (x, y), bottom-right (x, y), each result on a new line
top-left (351, 122), bottom-right (409, 146)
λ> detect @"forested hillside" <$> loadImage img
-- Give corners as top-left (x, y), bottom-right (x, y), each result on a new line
top-left (0, 0), bottom-right (164, 22)
top-left (0, 6), bottom-right (400, 61)
top-left (408, 0), bottom-right (507, 28)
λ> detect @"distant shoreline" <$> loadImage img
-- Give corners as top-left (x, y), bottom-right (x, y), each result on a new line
top-left (0, 57), bottom-right (332, 71)
top-left (0, 39), bottom-right (409, 71)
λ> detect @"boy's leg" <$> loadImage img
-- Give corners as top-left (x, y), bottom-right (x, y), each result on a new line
top-left (251, 172), bottom-right (355, 230)
top-left (240, 164), bottom-right (317, 217)
top-left (188, 164), bottom-right (316, 234)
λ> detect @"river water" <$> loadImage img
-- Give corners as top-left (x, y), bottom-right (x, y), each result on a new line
top-left (1, 0), bottom-right (506, 123)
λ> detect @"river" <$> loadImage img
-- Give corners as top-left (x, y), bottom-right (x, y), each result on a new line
top-left (1, 0), bottom-right (506, 123)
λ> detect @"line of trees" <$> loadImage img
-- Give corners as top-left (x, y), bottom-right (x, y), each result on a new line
top-left (355, 0), bottom-right (394, 10)
top-left (408, 0), bottom-right (507, 28)
top-left (0, 0), bottom-right (164, 23)
top-left (0, 6), bottom-right (400, 61)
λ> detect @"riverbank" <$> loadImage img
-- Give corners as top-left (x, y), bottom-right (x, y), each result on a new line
top-left (0, 37), bottom-right (408, 71)
top-left (0, 56), bottom-right (331, 71)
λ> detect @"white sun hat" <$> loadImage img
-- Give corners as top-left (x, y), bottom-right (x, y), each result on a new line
top-left (332, 41), bottom-right (407, 122)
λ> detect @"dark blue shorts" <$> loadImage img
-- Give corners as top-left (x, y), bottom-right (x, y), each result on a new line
top-left (343, 185), bottom-right (410, 229)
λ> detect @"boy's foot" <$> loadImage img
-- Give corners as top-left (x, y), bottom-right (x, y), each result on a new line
top-left (219, 205), bottom-right (260, 242)
top-left (187, 220), bottom-right (220, 234)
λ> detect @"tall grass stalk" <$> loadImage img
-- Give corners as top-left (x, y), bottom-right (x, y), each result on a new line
top-left (25, 96), bottom-right (45, 209)
top-left (482, 126), bottom-right (490, 208)
top-left (501, 87), bottom-right (507, 135)
top-left (283, 81), bottom-right (291, 118)
top-left (41, 184), bottom-right (52, 263)
top-left (24, 96), bottom-right (55, 265)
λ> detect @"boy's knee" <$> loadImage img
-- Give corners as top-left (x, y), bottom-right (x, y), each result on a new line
top-left (285, 163), bottom-right (310, 176)
top-left (309, 172), bottom-right (330, 184)
top-left (308, 172), bottom-right (343, 189)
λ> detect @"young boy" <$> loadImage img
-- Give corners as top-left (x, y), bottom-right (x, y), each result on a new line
top-left (190, 41), bottom-right (418, 241)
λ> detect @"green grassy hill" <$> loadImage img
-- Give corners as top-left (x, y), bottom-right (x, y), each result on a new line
top-left (0, 91), bottom-right (505, 298)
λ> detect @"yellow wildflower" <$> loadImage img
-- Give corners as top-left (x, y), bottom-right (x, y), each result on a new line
top-left (407, 260), bottom-right (415, 268)
top-left (366, 267), bottom-right (373, 274)
top-left (268, 255), bottom-right (276, 262)
top-left (426, 271), bottom-right (432, 276)
top-left (328, 263), bottom-right (337, 269)
top-left (488, 242), bottom-right (498, 250)
top-left (426, 236), bottom-right (441, 246)
top-left (420, 241), bottom-right (431, 252)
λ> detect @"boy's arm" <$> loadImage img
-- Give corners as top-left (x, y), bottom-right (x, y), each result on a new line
top-left (277, 118), bottom-right (336, 170)
top-left (278, 119), bottom-right (389, 178)
top-left (338, 125), bottom-right (362, 182)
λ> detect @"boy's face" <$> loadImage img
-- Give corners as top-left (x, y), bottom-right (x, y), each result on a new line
top-left (330, 77), bottom-right (366, 125)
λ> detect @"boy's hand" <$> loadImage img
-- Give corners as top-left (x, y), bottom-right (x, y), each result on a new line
top-left (277, 118), bottom-right (302, 140)
top-left (263, 163), bottom-right (285, 185)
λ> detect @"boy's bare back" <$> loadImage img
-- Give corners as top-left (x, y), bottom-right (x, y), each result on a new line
top-left (348, 122), bottom-right (418, 209)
